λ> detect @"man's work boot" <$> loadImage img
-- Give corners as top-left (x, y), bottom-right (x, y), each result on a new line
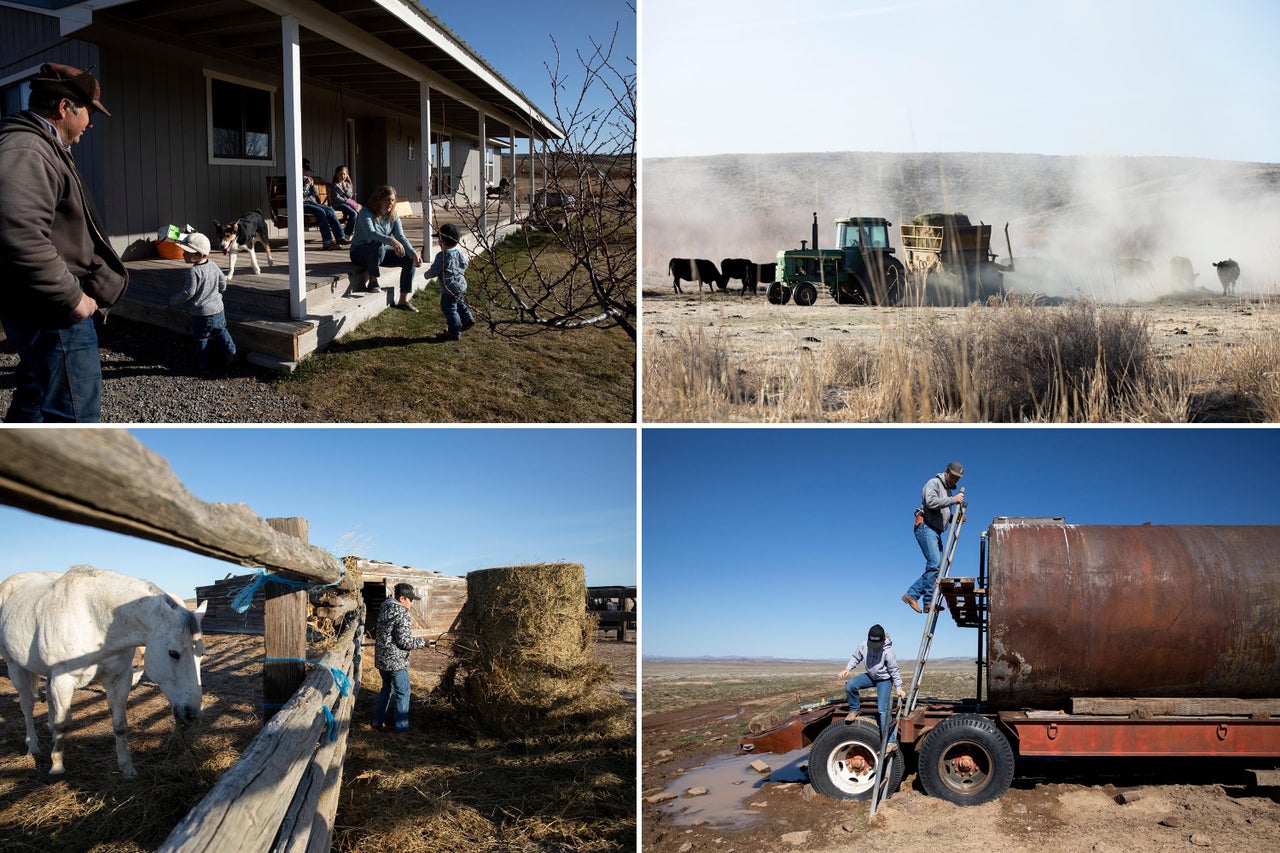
top-left (902, 594), bottom-right (922, 614)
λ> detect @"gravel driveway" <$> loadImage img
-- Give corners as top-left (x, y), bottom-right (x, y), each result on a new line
top-left (0, 316), bottom-right (325, 423)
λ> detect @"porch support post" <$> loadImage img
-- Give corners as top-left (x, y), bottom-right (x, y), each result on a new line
top-left (420, 81), bottom-right (434, 269)
top-left (281, 15), bottom-right (306, 320)
top-left (507, 129), bottom-right (516, 224)
top-left (477, 110), bottom-right (487, 236)
top-left (527, 121), bottom-right (535, 216)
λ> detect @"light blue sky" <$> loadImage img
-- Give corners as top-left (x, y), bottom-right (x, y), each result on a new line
top-left (0, 428), bottom-right (636, 600)
top-left (426, 0), bottom-right (635, 141)
top-left (642, 427), bottom-right (1280, 661)
top-left (641, 0), bottom-right (1280, 162)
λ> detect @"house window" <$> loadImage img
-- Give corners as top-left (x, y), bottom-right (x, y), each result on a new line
top-left (208, 75), bottom-right (273, 162)
top-left (0, 79), bottom-right (31, 118)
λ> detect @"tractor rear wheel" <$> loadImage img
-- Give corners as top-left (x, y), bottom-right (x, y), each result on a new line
top-left (793, 282), bottom-right (818, 306)
top-left (807, 717), bottom-right (904, 801)
top-left (766, 282), bottom-right (790, 305)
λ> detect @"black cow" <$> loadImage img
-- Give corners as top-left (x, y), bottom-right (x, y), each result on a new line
top-left (736, 261), bottom-right (777, 297)
top-left (668, 258), bottom-right (722, 293)
top-left (1212, 259), bottom-right (1240, 296)
top-left (719, 258), bottom-right (754, 293)
top-left (1169, 256), bottom-right (1198, 291)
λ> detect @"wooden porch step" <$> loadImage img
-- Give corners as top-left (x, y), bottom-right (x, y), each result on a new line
top-left (939, 577), bottom-right (985, 628)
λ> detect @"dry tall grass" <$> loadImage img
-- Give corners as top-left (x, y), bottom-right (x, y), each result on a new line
top-left (644, 300), bottom-right (1280, 423)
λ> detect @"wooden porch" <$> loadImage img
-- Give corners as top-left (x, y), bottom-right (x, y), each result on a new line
top-left (113, 201), bottom-right (525, 370)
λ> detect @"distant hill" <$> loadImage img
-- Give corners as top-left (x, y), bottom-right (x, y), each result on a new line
top-left (642, 151), bottom-right (1280, 298)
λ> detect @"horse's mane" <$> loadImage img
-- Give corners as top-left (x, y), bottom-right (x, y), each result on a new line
top-left (68, 564), bottom-right (200, 637)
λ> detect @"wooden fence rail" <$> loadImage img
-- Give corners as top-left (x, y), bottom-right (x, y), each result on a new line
top-left (0, 431), bottom-right (352, 588)
top-left (157, 609), bottom-right (365, 853)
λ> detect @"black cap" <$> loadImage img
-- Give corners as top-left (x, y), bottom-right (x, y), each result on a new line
top-left (435, 222), bottom-right (461, 243)
top-left (394, 582), bottom-right (420, 601)
top-left (32, 62), bottom-right (110, 116)
top-left (867, 624), bottom-right (885, 646)
top-left (946, 461), bottom-right (964, 478)
top-left (302, 158), bottom-right (312, 170)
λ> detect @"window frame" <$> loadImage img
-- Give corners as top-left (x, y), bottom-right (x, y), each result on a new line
top-left (205, 70), bottom-right (276, 166)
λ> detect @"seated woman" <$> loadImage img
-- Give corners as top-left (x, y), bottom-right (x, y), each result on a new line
top-left (349, 184), bottom-right (421, 311)
top-left (301, 161), bottom-right (347, 249)
top-left (330, 165), bottom-right (361, 237)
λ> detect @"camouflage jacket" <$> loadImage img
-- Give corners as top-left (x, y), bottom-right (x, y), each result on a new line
top-left (374, 598), bottom-right (425, 671)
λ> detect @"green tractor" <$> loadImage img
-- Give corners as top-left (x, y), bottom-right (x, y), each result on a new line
top-left (767, 214), bottom-right (906, 306)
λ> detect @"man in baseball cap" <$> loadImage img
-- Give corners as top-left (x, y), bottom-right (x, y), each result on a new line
top-left (0, 61), bottom-right (126, 421)
top-left (904, 461), bottom-right (968, 614)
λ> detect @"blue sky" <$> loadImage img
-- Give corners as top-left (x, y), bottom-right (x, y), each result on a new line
top-left (641, 0), bottom-right (1280, 162)
top-left (0, 428), bottom-right (636, 600)
top-left (425, 0), bottom-right (635, 140)
top-left (642, 427), bottom-right (1280, 661)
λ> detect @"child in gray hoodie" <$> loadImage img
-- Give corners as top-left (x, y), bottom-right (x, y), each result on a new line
top-left (170, 232), bottom-right (237, 372)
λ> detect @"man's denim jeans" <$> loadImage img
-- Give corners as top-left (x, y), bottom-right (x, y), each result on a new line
top-left (0, 311), bottom-right (101, 422)
top-left (373, 667), bottom-right (411, 732)
top-left (845, 672), bottom-right (895, 740)
top-left (909, 523), bottom-right (944, 608)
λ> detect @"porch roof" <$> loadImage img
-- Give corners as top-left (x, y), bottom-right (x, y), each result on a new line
top-left (51, 0), bottom-right (564, 141)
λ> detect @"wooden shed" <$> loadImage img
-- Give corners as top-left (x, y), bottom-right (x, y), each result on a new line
top-left (197, 557), bottom-right (466, 639)
top-left (350, 557), bottom-right (466, 640)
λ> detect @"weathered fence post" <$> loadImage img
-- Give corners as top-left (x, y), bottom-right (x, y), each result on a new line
top-left (263, 517), bottom-right (309, 721)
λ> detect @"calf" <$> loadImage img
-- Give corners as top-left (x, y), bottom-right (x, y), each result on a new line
top-left (668, 258), bottom-right (722, 293)
top-left (1212, 259), bottom-right (1240, 296)
top-left (1169, 256), bottom-right (1198, 291)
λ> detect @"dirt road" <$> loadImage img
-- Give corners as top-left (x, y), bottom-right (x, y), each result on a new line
top-left (642, 666), bottom-right (1280, 853)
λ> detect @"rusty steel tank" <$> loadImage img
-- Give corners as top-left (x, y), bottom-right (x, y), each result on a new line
top-left (985, 517), bottom-right (1280, 708)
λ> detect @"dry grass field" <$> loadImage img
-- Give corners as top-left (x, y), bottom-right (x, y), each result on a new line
top-left (0, 631), bottom-right (636, 852)
top-left (641, 657), bottom-right (1280, 853)
top-left (641, 285), bottom-right (1280, 422)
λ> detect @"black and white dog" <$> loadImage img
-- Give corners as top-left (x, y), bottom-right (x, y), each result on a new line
top-left (213, 210), bottom-right (274, 278)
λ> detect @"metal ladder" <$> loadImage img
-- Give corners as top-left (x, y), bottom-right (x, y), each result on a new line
top-left (868, 502), bottom-right (968, 818)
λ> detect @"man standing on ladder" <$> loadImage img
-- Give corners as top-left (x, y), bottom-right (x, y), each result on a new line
top-left (904, 461), bottom-right (966, 614)
top-left (839, 624), bottom-right (905, 748)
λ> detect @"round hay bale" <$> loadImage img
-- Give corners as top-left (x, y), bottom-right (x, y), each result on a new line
top-left (442, 562), bottom-right (614, 738)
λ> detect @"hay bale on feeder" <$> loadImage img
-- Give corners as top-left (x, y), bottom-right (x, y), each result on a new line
top-left (909, 212), bottom-right (972, 227)
top-left (439, 562), bottom-right (617, 738)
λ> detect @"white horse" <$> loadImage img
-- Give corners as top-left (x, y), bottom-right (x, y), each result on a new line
top-left (0, 566), bottom-right (207, 778)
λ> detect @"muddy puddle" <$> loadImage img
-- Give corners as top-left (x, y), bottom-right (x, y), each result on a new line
top-left (657, 748), bottom-right (809, 828)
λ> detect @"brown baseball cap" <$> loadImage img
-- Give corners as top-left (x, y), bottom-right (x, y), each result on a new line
top-left (31, 62), bottom-right (110, 116)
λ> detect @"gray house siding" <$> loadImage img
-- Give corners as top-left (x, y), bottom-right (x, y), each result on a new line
top-left (87, 25), bottom-right (440, 259)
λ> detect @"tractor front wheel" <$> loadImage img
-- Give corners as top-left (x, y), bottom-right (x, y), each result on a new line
top-left (766, 282), bottom-right (791, 305)
top-left (793, 282), bottom-right (819, 306)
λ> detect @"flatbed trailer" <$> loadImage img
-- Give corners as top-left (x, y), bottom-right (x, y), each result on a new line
top-left (738, 518), bottom-right (1280, 805)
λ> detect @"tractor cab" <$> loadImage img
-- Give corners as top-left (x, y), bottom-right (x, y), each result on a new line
top-left (836, 217), bottom-right (894, 252)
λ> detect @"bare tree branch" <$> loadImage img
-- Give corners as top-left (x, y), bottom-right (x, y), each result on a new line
top-left (448, 9), bottom-right (636, 344)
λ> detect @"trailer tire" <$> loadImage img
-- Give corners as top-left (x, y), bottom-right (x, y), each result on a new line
top-left (766, 282), bottom-right (791, 305)
top-left (793, 282), bottom-right (818, 306)
top-left (806, 718), bottom-right (904, 801)
top-left (917, 714), bottom-right (1014, 806)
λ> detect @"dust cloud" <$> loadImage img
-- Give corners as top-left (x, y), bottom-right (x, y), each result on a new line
top-left (642, 152), bottom-right (1280, 302)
